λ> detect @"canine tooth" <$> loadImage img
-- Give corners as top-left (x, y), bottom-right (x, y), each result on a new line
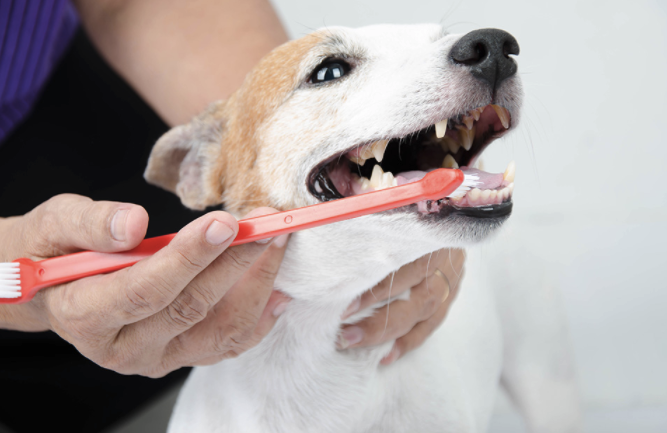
top-left (468, 188), bottom-right (481, 201)
top-left (503, 160), bottom-right (516, 183)
top-left (508, 182), bottom-right (514, 194)
top-left (492, 105), bottom-right (510, 129)
top-left (370, 164), bottom-right (384, 188)
top-left (314, 180), bottom-right (323, 193)
top-left (371, 140), bottom-right (389, 162)
top-left (462, 115), bottom-right (474, 130)
top-left (435, 119), bottom-right (448, 138)
top-left (442, 154), bottom-right (459, 169)
top-left (471, 108), bottom-right (481, 121)
top-left (350, 156), bottom-right (367, 166)
top-left (458, 127), bottom-right (475, 151)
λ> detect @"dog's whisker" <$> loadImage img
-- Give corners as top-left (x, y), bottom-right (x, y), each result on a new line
top-left (425, 251), bottom-right (434, 295)
top-left (380, 271), bottom-right (396, 342)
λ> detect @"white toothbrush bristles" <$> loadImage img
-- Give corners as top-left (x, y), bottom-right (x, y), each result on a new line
top-left (0, 262), bottom-right (21, 298)
top-left (446, 174), bottom-right (480, 199)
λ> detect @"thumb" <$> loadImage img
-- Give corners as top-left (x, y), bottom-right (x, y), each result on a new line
top-left (14, 194), bottom-right (149, 259)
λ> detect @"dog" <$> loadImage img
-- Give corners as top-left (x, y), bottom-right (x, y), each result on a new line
top-left (145, 24), bottom-right (581, 433)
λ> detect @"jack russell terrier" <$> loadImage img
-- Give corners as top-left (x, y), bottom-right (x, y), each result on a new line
top-left (145, 24), bottom-right (581, 433)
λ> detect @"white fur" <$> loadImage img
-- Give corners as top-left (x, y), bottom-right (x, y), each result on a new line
top-left (163, 24), bottom-right (581, 433)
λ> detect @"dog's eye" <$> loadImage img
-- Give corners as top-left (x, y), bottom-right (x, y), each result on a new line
top-left (310, 60), bottom-right (350, 84)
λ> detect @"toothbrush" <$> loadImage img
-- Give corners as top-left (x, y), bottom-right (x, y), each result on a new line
top-left (0, 168), bottom-right (478, 304)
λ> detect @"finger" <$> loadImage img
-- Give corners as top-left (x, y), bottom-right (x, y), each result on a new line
top-left (381, 268), bottom-right (464, 365)
top-left (338, 272), bottom-right (447, 349)
top-left (434, 248), bottom-right (465, 287)
top-left (162, 235), bottom-right (290, 367)
top-left (13, 194), bottom-right (148, 259)
top-left (343, 253), bottom-right (437, 319)
top-left (77, 210), bottom-right (241, 328)
top-left (191, 289), bottom-right (291, 366)
top-left (380, 271), bottom-right (463, 365)
top-left (127, 209), bottom-right (285, 339)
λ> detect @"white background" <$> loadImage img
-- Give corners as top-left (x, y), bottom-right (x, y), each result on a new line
top-left (269, 0), bottom-right (667, 432)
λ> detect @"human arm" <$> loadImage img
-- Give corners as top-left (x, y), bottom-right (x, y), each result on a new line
top-left (72, 0), bottom-right (289, 126)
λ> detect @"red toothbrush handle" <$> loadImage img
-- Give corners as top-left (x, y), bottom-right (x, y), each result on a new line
top-left (232, 168), bottom-right (463, 242)
top-left (26, 169), bottom-right (463, 292)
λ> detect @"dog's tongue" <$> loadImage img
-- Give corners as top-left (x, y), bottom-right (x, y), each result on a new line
top-left (395, 167), bottom-right (504, 190)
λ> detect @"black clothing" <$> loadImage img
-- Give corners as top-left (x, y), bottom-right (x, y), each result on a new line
top-left (0, 30), bottom-right (209, 433)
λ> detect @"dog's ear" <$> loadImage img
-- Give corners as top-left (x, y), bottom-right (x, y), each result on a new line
top-left (144, 102), bottom-right (226, 210)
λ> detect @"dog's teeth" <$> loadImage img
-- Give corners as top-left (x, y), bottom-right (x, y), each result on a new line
top-left (471, 108), bottom-right (481, 121)
top-left (462, 115), bottom-right (474, 130)
top-left (468, 188), bottom-right (481, 202)
top-left (381, 171), bottom-right (397, 189)
top-left (435, 119), bottom-right (448, 138)
top-left (371, 140), bottom-right (389, 162)
top-left (503, 160), bottom-right (516, 183)
top-left (492, 105), bottom-right (510, 129)
top-left (442, 154), bottom-right (459, 169)
top-left (458, 126), bottom-right (475, 151)
top-left (480, 189), bottom-right (492, 201)
top-left (360, 177), bottom-right (372, 190)
top-left (508, 182), bottom-right (514, 195)
top-left (359, 145), bottom-right (375, 160)
top-left (440, 136), bottom-right (461, 155)
top-left (489, 190), bottom-right (498, 201)
top-left (369, 164), bottom-right (384, 188)
top-left (349, 156), bottom-right (367, 166)
top-left (314, 180), bottom-right (323, 193)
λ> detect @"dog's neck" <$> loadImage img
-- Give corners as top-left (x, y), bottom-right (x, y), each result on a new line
top-left (221, 217), bottom-right (445, 410)
top-left (273, 215), bottom-right (446, 302)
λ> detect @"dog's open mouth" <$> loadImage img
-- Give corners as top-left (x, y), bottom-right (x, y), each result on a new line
top-left (307, 104), bottom-right (515, 218)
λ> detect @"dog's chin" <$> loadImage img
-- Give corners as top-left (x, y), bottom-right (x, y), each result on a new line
top-left (382, 201), bottom-right (512, 246)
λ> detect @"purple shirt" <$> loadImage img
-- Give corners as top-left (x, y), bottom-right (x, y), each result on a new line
top-left (0, 0), bottom-right (78, 144)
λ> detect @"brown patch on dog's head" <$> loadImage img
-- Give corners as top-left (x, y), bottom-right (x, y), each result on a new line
top-left (145, 34), bottom-right (322, 214)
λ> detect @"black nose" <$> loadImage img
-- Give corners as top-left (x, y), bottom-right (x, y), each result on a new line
top-left (450, 28), bottom-right (520, 90)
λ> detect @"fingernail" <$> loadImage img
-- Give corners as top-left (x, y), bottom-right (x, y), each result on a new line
top-left (111, 209), bottom-right (129, 241)
top-left (273, 234), bottom-right (289, 248)
top-left (272, 301), bottom-right (289, 317)
top-left (256, 237), bottom-right (274, 244)
top-left (342, 297), bottom-right (361, 319)
top-left (205, 220), bottom-right (235, 245)
top-left (337, 326), bottom-right (363, 349)
top-left (380, 346), bottom-right (400, 365)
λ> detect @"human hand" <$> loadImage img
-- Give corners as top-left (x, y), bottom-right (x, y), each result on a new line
top-left (0, 194), bottom-right (291, 377)
top-left (337, 248), bottom-right (465, 365)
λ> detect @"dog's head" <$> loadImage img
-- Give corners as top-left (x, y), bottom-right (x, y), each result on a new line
top-left (146, 24), bottom-right (521, 249)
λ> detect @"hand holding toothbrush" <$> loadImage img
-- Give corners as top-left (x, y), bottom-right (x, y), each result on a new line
top-left (0, 194), bottom-right (292, 377)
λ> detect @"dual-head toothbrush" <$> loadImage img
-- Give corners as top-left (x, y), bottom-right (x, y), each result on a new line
top-left (0, 168), bottom-right (478, 304)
